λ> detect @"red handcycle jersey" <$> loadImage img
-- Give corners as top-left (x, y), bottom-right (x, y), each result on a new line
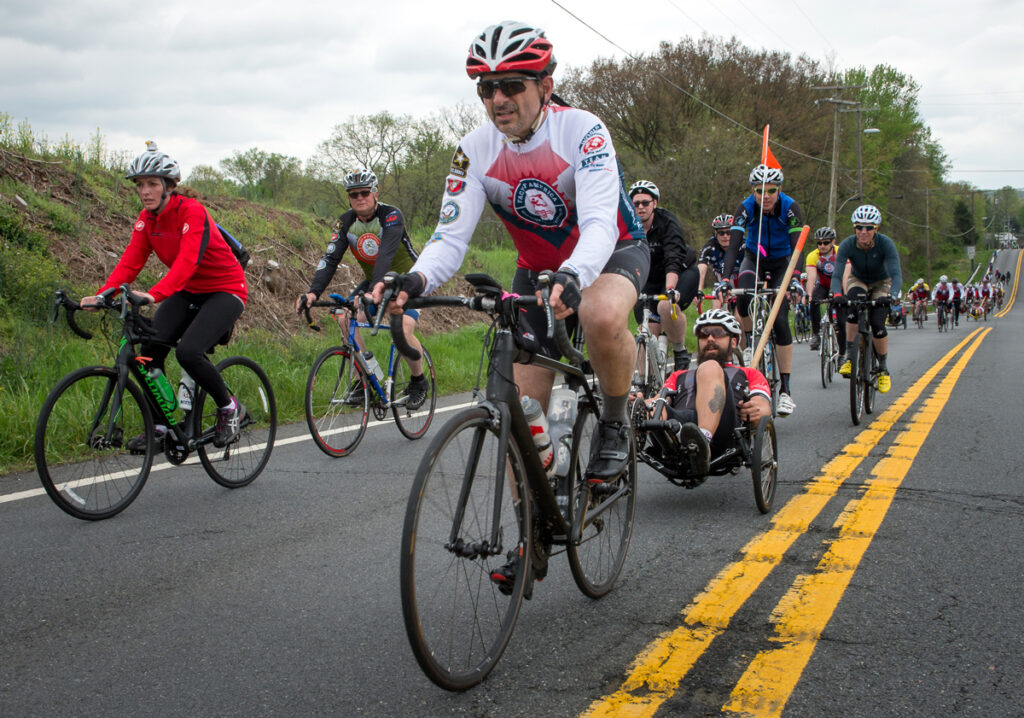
top-left (664, 362), bottom-right (772, 407)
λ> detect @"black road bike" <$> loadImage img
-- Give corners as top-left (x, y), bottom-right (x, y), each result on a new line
top-left (846, 297), bottom-right (891, 426)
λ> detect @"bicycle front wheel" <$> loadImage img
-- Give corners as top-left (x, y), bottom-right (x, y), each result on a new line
top-left (35, 366), bottom-right (154, 520)
top-left (305, 345), bottom-right (369, 457)
top-left (400, 407), bottom-right (532, 691)
top-left (196, 356), bottom-right (276, 488)
top-left (819, 322), bottom-right (831, 389)
top-left (751, 415), bottom-right (778, 514)
top-left (864, 345), bottom-right (878, 415)
top-left (567, 392), bottom-right (638, 598)
top-left (392, 345), bottom-right (437, 440)
top-left (850, 337), bottom-right (866, 425)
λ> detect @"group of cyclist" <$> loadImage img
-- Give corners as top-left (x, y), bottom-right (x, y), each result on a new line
top-left (907, 271), bottom-right (1005, 326)
top-left (80, 18), bottom-right (1004, 494)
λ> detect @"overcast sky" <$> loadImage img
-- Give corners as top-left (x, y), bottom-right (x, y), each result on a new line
top-left (3, 0), bottom-right (1022, 191)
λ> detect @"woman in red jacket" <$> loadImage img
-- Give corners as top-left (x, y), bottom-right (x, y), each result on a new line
top-left (81, 142), bottom-right (247, 450)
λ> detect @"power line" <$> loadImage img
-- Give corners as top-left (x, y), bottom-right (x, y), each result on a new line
top-left (789, 0), bottom-right (837, 60)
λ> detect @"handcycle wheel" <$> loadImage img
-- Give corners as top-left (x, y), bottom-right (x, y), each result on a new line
top-left (305, 345), bottom-right (369, 457)
top-left (750, 415), bottom-right (778, 514)
top-left (392, 344), bottom-right (436, 440)
top-left (196, 356), bottom-right (276, 488)
top-left (35, 366), bottom-right (154, 520)
top-left (850, 337), bottom-right (866, 425)
top-left (567, 393), bottom-right (638, 598)
top-left (400, 407), bottom-right (531, 691)
top-left (758, 341), bottom-right (780, 416)
top-left (864, 345), bottom-right (878, 415)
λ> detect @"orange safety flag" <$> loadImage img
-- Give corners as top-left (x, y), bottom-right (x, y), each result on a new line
top-left (761, 125), bottom-right (781, 169)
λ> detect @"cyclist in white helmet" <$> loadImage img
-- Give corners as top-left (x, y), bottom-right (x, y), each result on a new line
top-left (833, 204), bottom-right (902, 394)
top-left (374, 20), bottom-right (650, 486)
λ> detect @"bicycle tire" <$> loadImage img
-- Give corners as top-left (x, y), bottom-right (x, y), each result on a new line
top-left (35, 366), bottom-right (154, 520)
top-left (850, 337), bottom-right (866, 425)
top-left (567, 392), bottom-right (637, 598)
top-left (759, 341), bottom-right (780, 416)
top-left (864, 345), bottom-right (878, 415)
top-left (819, 320), bottom-right (831, 389)
top-left (392, 345), bottom-right (436, 440)
top-left (632, 337), bottom-right (663, 398)
top-left (305, 345), bottom-right (369, 457)
top-left (751, 415), bottom-right (777, 514)
top-left (195, 356), bottom-right (277, 488)
top-left (400, 407), bottom-right (532, 691)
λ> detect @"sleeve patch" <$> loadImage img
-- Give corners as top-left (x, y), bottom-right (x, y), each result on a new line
top-left (449, 145), bottom-right (470, 178)
top-left (439, 201), bottom-right (460, 224)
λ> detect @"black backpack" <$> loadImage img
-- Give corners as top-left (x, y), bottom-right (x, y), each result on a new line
top-left (216, 223), bottom-right (250, 269)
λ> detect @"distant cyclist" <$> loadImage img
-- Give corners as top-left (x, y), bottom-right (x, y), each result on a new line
top-left (81, 141), bottom-right (248, 449)
top-left (950, 277), bottom-right (965, 326)
top-left (834, 205), bottom-right (902, 394)
top-left (629, 179), bottom-right (699, 371)
top-left (805, 226), bottom-right (845, 356)
top-left (931, 275), bottom-right (952, 324)
top-left (909, 278), bottom-right (930, 321)
top-left (722, 164), bottom-right (805, 416)
top-left (697, 213), bottom-right (742, 310)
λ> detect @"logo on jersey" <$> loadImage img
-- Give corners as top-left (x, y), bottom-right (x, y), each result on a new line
top-left (384, 211), bottom-right (399, 226)
top-left (581, 135), bottom-right (605, 154)
top-left (354, 233), bottom-right (380, 262)
top-left (134, 220), bottom-right (146, 231)
top-left (330, 232), bottom-right (339, 241)
top-left (439, 201), bottom-right (460, 224)
top-left (512, 179), bottom-right (568, 228)
top-left (446, 178), bottom-right (466, 196)
top-left (182, 223), bottom-right (189, 234)
top-left (450, 146), bottom-right (470, 178)
top-left (327, 242), bottom-right (337, 254)
top-left (426, 231), bottom-right (443, 246)
top-left (316, 259), bottom-right (327, 271)
top-left (822, 260), bottom-right (835, 275)
top-left (578, 123), bottom-right (604, 153)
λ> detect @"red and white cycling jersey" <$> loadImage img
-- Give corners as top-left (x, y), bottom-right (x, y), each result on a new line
top-left (979, 282), bottom-right (993, 298)
top-left (932, 282), bottom-right (951, 302)
top-left (664, 362), bottom-right (771, 404)
top-left (411, 106), bottom-right (644, 293)
top-left (951, 282), bottom-right (965, 300)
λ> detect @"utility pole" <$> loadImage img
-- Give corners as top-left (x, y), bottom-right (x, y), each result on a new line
top-left (812, 85), bottom-right (865, 229)
top-left (839, 105), bottom-right (880, 202)
top-left (913, 187), bottom-right (933, 281)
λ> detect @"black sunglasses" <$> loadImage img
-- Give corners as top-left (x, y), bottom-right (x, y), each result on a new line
top-left (633, 199), bottom-right (653, 208)
top-left (817, 239), bottom-right (833, 245)
top-left (476, 77), bottom-right (536, 100)
top-left (697, 326), bottom-right (731, 339)
top-left (348, 189), bottom-right (372, 199)
top-left (854, 224), bottom-right (876, 232)
top-left (716, 230), bottom-right (731, 237)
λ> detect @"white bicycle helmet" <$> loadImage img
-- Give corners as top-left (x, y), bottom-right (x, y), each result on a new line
top-left (813, 226), bottom-right (837, 241)
top-left (851, 204), bottom-right (882, 226)
top-left (629, 180), bottom-right (660, 201)
top-left (694, 308), bottom-right (742, 338)
top-left (343, 169), bottom-right (378, 193)
top-left (749, 163), bottom-right (783, 185)
top-left (466, 21), bottom-right (556, 78)
top-left (939, 274), bottom-right (948, 283)
top-left (711, 213), bottom-right (734, 230)
top-left (125, 141), bottom-right (181, 182)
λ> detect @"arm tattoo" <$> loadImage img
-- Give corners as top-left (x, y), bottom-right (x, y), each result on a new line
top-left (708, 384), bottom-right (726, 414)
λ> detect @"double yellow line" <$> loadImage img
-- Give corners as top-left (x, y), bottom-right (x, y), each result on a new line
top-left (993, 249), bottom-right (1021, 318)
top-left (584, 327), bottom-right (992, 718)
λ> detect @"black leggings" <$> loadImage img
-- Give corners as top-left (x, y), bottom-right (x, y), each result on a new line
top-left (142, 291), bottom-right (244, 409)
top-left (810, 283), bottom-right (847, 354)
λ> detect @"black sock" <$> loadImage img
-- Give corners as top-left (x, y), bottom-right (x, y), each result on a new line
top-left (877, 353), bottom-right (887, 371)
top-left (780, 373), bottom-right (791, 394)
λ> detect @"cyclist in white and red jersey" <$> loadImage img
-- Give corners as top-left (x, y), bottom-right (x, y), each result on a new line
top-left (931, 276), bottom-right (952, 322)
top-left (81, 142), bottom-right (248, 449)
top-left (950, 277), bottom-right (965, 326)
top-left (979, 277), bottom-right (994, 311)
top-left (374, 21), bottom-right (649, 483)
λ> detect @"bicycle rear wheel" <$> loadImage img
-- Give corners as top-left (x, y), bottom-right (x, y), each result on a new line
top-left (632, 337), bottom-right (662, 397)
top-left (305, 345), bottom-right (369, 457)
top-left (567, 392), bottom-right (637, 598)
top-left (392, 345), bottom-right (437, 440)
top-left (400, 407), bottom-right (531, 691)
top-left (35, 366), bottom-right (154, 520)
top-left (751, 416), bottom-right (777, 514)
top-left (864, 345), bottom-right (878, 415)
top-left (850, 337), bottom-right (866, 425)
top-left (196, 356), bottom-right (276, 488)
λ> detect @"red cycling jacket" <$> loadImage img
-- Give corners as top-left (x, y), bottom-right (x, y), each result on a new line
top-left (99, 195), bottom-right (247, 303)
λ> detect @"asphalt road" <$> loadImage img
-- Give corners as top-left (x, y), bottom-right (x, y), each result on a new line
top-left (2, 251), bottom-right (1021, 717)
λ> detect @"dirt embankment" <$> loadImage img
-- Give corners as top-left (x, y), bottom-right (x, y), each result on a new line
top-left (1, 148), bottom-right (481, 338)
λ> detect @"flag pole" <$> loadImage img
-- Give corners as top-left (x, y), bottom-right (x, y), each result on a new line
top-left (751, 125), bottom-right (771, 360)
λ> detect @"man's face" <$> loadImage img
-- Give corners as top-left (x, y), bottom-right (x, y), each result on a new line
top-left (478, 72), bottom-right (550, 138)
top-left (348, 187), bottom-right (377, 218)
top-left (696, 326), bottom-right (736, 365)
top-left (715, 227), bottom-right (731, 248)
top-left (854, 224), bottom-right (877, 248)
top-left (752, 184), bottom-right (780, 212)
top-left (631, 192), bottom-right (657, 224)
top-left (816, 237), bottom-right (834, 254)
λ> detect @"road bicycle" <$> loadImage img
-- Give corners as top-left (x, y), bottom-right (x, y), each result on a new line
top-left (846, 296), bottom-right (891, 426)
top-left (36, 287), bottom-right (277, 520)
top-left (792, 300), bottom-right (813, 343)
top-left (733, 284), bottom-right (780, 415)
top-left (819, 299), bottom-right (842, 389)
top-left (631, 292), bottom-right (673, 399)
top-left (913, 300), bottom-right (927, 329)
top-left (301, 292), bottom-right (436, 457)
top-left (388, 272), bottom-right (637, 691)
top-left (936, 300), bottom-right (950, 332)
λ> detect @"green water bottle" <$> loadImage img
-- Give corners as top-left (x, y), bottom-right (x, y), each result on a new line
top-left (147, 368), bottom-right (177, 410)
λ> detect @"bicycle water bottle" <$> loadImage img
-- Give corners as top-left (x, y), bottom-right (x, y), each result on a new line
top-left (521, 396), bottom-right (554, 477)
top-left (147, 368), bottom-right (177, 411)
top-left (177, 369), bottom-right (196, 412)
top-left (547, 387), bottom-right (578, 479)
top-left (362, 351), bottom-right (384, 383)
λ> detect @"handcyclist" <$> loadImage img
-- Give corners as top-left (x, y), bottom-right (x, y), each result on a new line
top-left (950, 277), bottom-right (965, 326)
top-left (373, 20), bottom-right (650, 483)
top-left (931, 275), bottom-right (953, 325)
top-left (295, 168), bottom-right (429, 407)
top-left (629, 179), bottom-right (699, 371)
top-left (80, 141), bottom-right (247, 450)
top-left (721, 164), bottom-right (805, 416)
top-left (910, 278), bottom-right (930, 322)
top-left (805, 226), bottom-right (846, 357)
top-left (637, 309), bottom-right (772, 476)
top-left (697, 214), bottom-right (742, 311)
top-left (834, 205), bottom-right (902, 394)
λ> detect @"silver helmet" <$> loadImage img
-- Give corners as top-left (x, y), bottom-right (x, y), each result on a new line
top-left (343, 169), bottom-right (378, 193)
top-left (125, 141), bottom-right (181, 182)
